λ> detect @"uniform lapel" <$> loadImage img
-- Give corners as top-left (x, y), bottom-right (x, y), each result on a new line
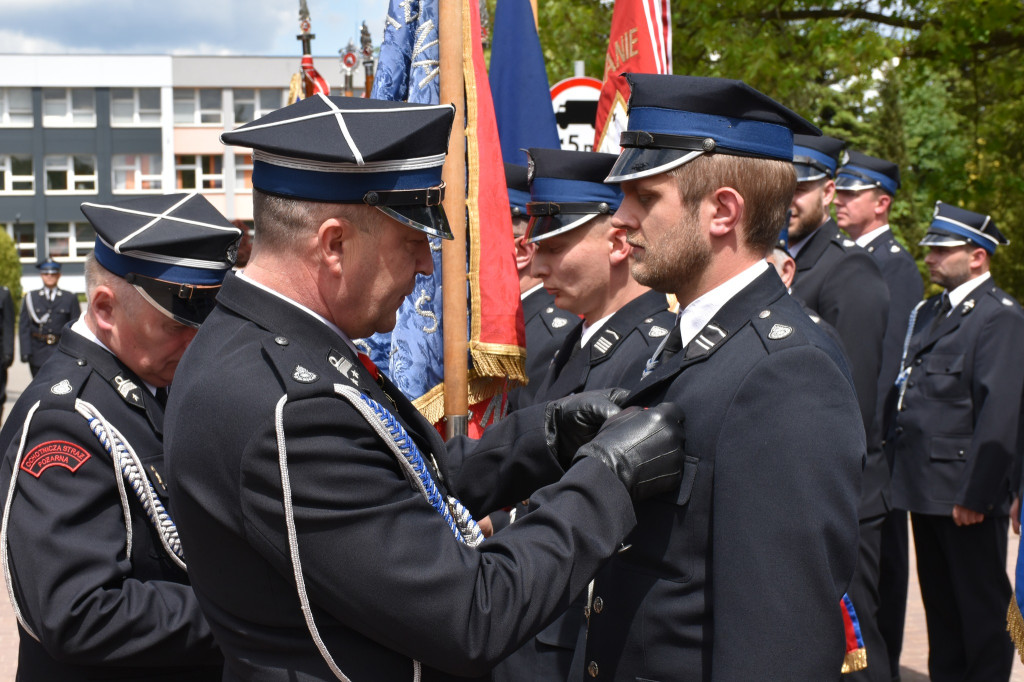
top-left (793, 219), bottom-right (837, 273)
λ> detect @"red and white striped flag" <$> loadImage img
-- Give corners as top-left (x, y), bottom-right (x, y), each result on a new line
top-left (594, 0), bottom-right (672, 153)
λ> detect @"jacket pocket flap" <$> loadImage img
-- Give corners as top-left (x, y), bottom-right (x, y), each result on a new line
top-left (925, 353), bottom-right (963, 374)
top-left (929, 435), bottom-right (970, 462)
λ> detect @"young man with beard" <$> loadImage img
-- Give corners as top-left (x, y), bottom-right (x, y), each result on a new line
top-left (835, 150), bottom-right (924, 680)
top-left (888, 202), bottom-right (1023, 682)
top-left (569, 74), bottom-right (864, 680)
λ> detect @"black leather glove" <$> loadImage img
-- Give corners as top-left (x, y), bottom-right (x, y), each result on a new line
top-left (572, 402), bottom-right (685, 501)
top-left (544, 388), bottom-right (631, 468)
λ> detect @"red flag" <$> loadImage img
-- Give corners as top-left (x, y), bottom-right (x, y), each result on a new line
top-left (594, 0), bottom-right (672, 153)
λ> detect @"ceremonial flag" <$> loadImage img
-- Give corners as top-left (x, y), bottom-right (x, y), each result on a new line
top-left (488, 0), bottom-right (560, 165)
top-left (370, 0), bottom-right (526, 435)
top-left (593, 0), bottom-right (672, 153)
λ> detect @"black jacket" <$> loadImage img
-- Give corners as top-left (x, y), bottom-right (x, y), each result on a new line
top-left (577, 269), bottom-right (863, 681)
top-left (19, 288), bottom-right (81, 369)
top-left (164, 275), bottom-right (639, 681)
top-left (888, 281), bottom-right (1024, 517)
top-left (0, 330), bottom-right (221, 681)
top-left (507, 286), bottom-right (575, 411)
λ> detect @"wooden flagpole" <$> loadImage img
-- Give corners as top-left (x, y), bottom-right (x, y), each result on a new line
top-left (440, 0), bottom-right (469, 439)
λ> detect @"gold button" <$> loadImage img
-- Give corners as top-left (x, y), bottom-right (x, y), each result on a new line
top-left (588, 661), bottom-right (599, 677)
top-left (593, 596), bottom-right (604, 613)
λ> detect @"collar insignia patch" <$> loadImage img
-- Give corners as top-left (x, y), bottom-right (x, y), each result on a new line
top-left (328, 351), bottom-right (360, 386)
top-left (112, 374), bottom-right (144, 408)
top-left (20, 440), bottom-right (90, 478)
top-left (50, 379), bottom-right (72, 395)
top-left (292, 365), bottom-right (318, 383)
top-left (552, 317), bottom-right (568, 328)
top-left (768, 324), bottom-right (793, 340)
top-left (891, 244), bottom-right (901, 253)
top-left (593, 329), bottom-right (620, 355)
top-left (961, 299), bottom-right (975, 315)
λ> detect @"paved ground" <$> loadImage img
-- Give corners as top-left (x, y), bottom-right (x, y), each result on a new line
top-left (0, 360), bottom-right (1021, 679)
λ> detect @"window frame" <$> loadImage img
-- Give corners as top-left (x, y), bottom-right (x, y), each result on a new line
top-left (45, 221), bottom-right (96, 262)
top-left (0, 154), bottom-right (35, 194)
top-left (110, 87), bottom-right (161, 127)
top-left (42, 87), bottom-right (96, 127)
top-left (44, 154), bottom-right (98, 195)
top-left (0, 88), bottom-right (33, 127)
top-left (173, 88), bottom-right (223, 126)
top-left (111, 153), bottom-right (163, 193)
top-left (4, 221), bottom-right (37, 263)
top-left (232, 88), bottom-right (285, 124)
top-left (175, 154), bottom-right (224, 191)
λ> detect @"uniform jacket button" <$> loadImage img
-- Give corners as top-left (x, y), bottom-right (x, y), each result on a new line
top-left (593, 596), bottom-right (604, 614)
top-left (914, 357), bottom-right (923, 366)
top-left (895, 427), bottom-right (904, 435)
top-left (907, 380), bottom-right (915, 388)
top-left (588, 661), bottom-right (599, 677)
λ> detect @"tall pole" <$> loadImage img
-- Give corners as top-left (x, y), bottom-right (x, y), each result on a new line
top-left (530, 0), bottom-right (539, 30)
top-left (440, 0), bottom-right (469, 438)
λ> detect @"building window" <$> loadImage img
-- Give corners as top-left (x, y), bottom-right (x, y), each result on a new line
top-left (0, 155), bottom-right (34, 194)
top-left (233, 88), bottom-right (284, 124)
top-left (235, 154), bottom-right (253, 192)
top-left (5, 222), bottom-right (36, 262)
top-left (0, 88), bottom-right (32, 127)
top-left (176, 154), bottom-right (223, 190)
top-left (173, 88), bottom-right (222, 125)
top-left (112, 154), bottom-right (162, 192)
top-left (42, 88), bottom-right (96, 127)
top-left (111, 88), bottom-right (161, 126)
top-left (46, 222), bottom-right (95, 261)
top-left (45, 155), bottom-right (98, 193)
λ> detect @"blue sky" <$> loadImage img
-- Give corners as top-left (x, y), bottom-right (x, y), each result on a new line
top-left (0, 0), bottom-right (388, 57)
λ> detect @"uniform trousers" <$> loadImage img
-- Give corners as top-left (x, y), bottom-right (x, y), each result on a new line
top-left (847, 513), bottom-right (890, 682)
top-left (911, 512), bottom-right (1013, 682)
top-left (877, 508), bottom-right (909, 681)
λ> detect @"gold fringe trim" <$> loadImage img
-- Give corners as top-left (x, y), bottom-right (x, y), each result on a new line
top-left (470, 342), bottom-right (528, 386)
top-left (1007, 594), bottom-right (1024, 664)
top-left (412, 371), bottom-right (519, 426)
top-left (841, 647), bottom-right (867, 674)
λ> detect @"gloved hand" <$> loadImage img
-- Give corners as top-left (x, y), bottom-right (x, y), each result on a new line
top-left (572, 402), bottom-right (685, 501)
top-left (544, 388), bottom-right (631, 468)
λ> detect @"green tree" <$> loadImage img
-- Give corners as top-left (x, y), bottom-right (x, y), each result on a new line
top-left (0, 231), bottom-right (23, 304)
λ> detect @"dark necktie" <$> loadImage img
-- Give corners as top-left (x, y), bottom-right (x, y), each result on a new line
top-left (929, 293), bottom-right (952, 333)
top-left (154, 386), bottom-right (169, 408)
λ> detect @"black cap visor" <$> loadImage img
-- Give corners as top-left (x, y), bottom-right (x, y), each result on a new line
top-left (526, 212), bottom-right (601, 243)
top-left (126, 273), bottom-right (221, 328)
top-left (606, 148), bottom-right (704, 183)
top-left (376, 205), bottom-right (453, 240)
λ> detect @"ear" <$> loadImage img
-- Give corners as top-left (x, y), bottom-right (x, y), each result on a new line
top-left (779, 255), bottom-right (797, 289)
top-left (608, 227), bottom-right (632, 265)
top-left (316, 216), bottom-right (351, 276)
top-left (969, 247), bottom-right (989, 271)
top-left (707, 187), bottom-right (744, 239)
top-left (875, 192), bottom-right (892, 216)
top-left (89, 285), bottom-right (117, 333)
top-left (821, 179), bottom-right (836, 206)
top-left (514, 235), bottom-right (535, 272)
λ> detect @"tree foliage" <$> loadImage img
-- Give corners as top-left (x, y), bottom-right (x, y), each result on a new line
top-left (522, 0), bottom-right (1024, 296)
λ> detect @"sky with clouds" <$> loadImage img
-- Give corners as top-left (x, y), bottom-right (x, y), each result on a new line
top-left (0, 0), bottom-right (389, 57)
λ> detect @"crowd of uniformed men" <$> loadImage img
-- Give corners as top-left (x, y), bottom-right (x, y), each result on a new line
top-left (0, 72), bottom-right (1019, 682)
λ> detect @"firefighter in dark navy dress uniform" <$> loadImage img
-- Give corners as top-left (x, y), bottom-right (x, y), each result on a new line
top-left (0, 192), bottom-right (239, 681)
top-left (504, 162), bottom-right (573, 412)
top-left (886, 202), bottom-right (1024, 682)
top-left (834, 150), bottom-right (924, 681)
top-left (494, 149), bottom-right (675, 682)
top-left (789, 136), bottom-right (893, 681)
top-left (19, 260), bottom-right (81, 377)
top-left (566, 74), bottom-right (864, 681)
top-left (163, 94), bottom-right (685, 681)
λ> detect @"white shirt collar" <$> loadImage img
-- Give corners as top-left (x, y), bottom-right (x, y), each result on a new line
top-left (678, 260), bottom-right (769, 347)
top-left (947, 271), bottom-right (991, 310)
top-left (236, 272), bottom-right (359, 355)
top-left (855, 224), bottom-right (890, 248)
top-left (580, 313), bottom-right (613, 347)
top-left (521, 282), bottom-right (545, 301)
top-left (70, 317), bottom-right (158, 395)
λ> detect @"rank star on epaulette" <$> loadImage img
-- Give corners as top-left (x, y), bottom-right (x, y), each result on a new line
top-left (327, 350), bottom-right (360, 386)
top-left (112, 374), bottom-right (144, 408)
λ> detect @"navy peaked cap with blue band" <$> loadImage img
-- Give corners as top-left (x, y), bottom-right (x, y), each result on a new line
top-left (221, 93), bottom-right (456, 239)
top-left (36, 260), bottom-right (61, 273)
top-left (920, 201), bottom-right (1007, 254)
top-left (793, 134), bottom-right (846, 182)
top-left (80, 193), bottom-right (241, 327)
top-left (525, 148), bottom-right (623, 243)
top-left (606, 74), bottom-right (821, 183)
top-left (505, 163), bottom-right (530, 218)
top-left (835, 150), bottom-right (900, 195)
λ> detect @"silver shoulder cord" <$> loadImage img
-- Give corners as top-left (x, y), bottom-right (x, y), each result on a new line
top-left (277, 382), bottom-right (488, 682)
top-left (895, 300), bottom-right (928, 411)
top-left (1, 398), bottom-right (186, 642)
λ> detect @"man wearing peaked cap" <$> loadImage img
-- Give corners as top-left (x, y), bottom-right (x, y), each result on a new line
top-left (0, 192), bottom-right (239, 680)
top-left (788, 135), bottom-right (893, 682)
top-left (163, 93), bottom-right (685, 680)
top-left (887, 201), bottom-right (1022, 682)
top-left (19, 259), bottom-right (81, 377)
top-left (575, 73), bottom-right (865, 680)
top-left (833, 149), bottom-right (924, 681)
top-left (503, 162), bottom-right (574, 413)
top-left (493, 148), bottom-right (675, 682)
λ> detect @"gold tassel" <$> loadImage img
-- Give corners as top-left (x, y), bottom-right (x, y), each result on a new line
top-left (841, 647), bottom-right (867, 674)
top-left (1007, 594), bottom-right (1024, 664)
